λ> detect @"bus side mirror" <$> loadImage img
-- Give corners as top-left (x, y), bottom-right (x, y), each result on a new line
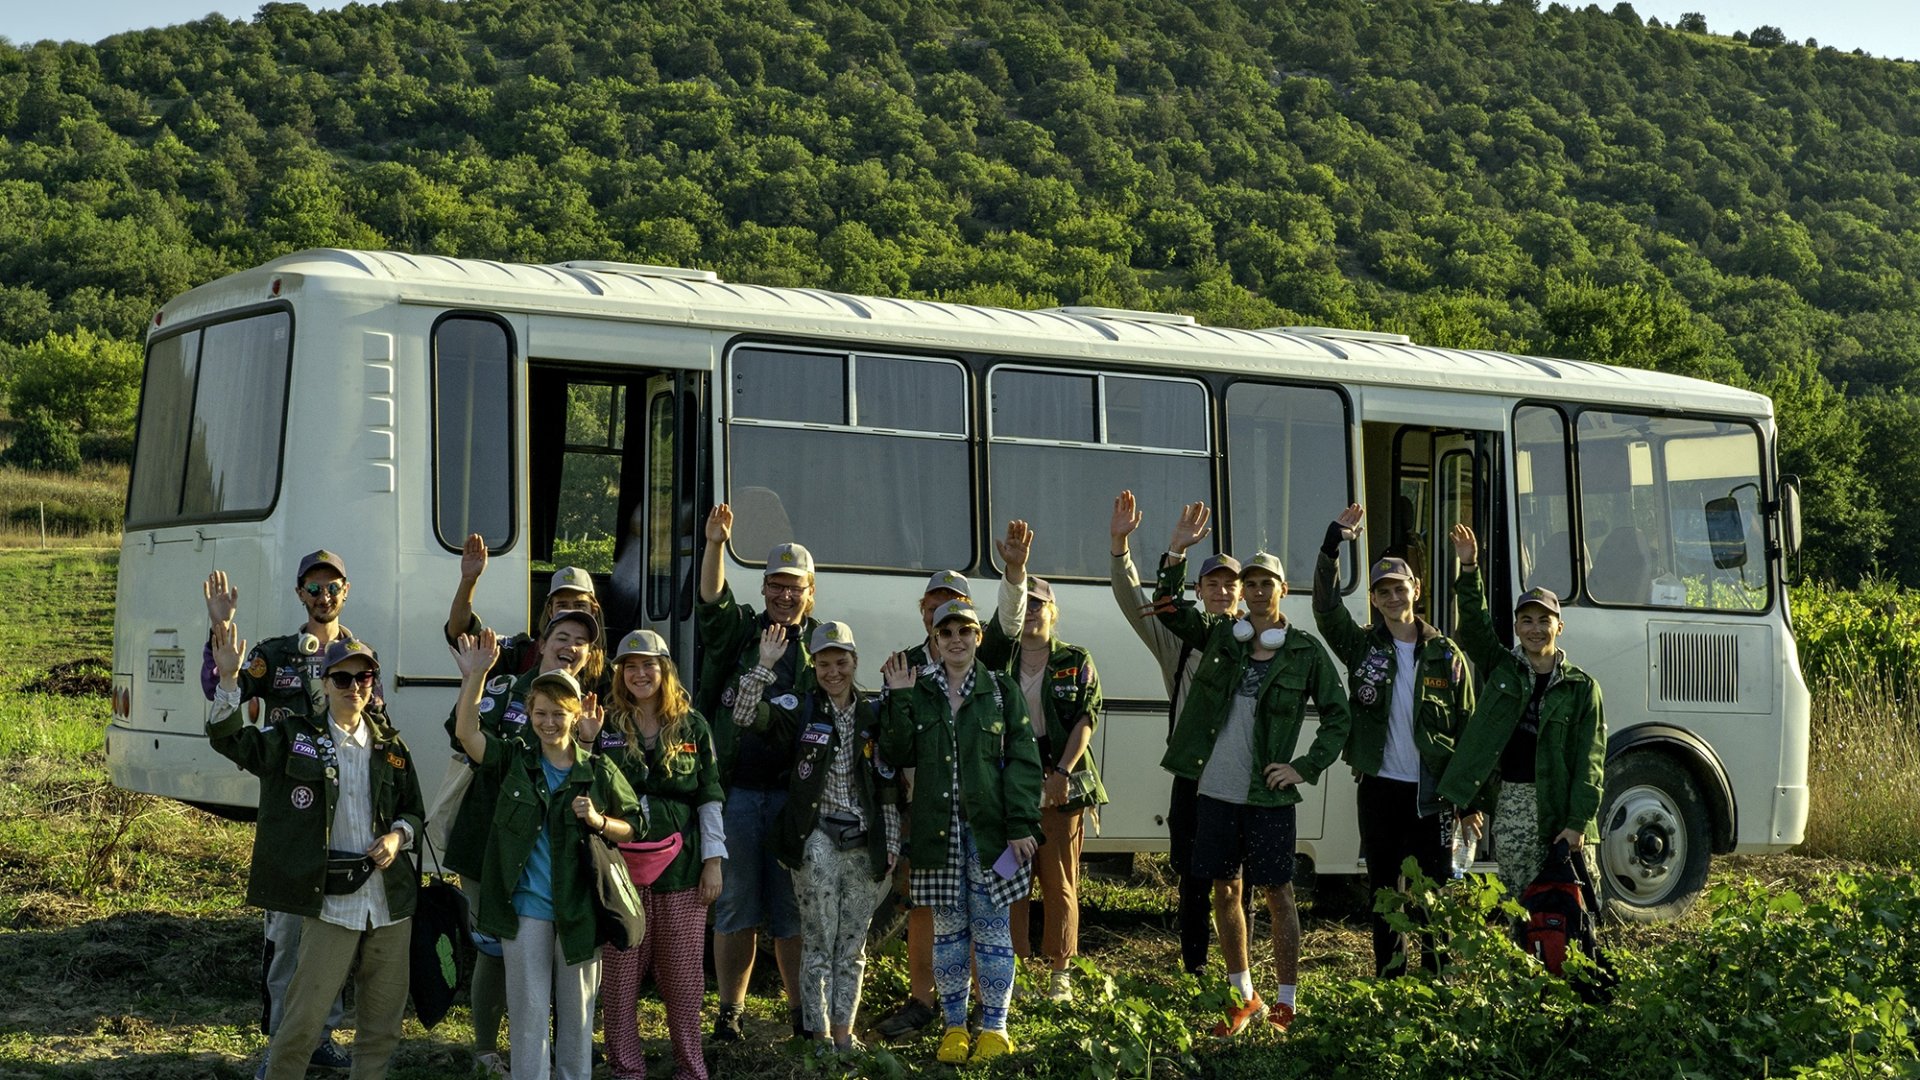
top-left (1704, 496), bottom-right (1748, 570)
top-left (1779, 476), bottom-right (1802, 558)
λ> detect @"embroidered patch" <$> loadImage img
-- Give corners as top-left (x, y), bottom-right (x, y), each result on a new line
top-left (720, 686), bottom-right (736, 708)
top-left (772, 693), bottom-right (800, 711)
top-left (502, 702), bottom-right (528, 726)
top-left (1053, 667), bottom-right (1079, 680)
top-left (1424, 676), bottom-right (1451, 689)
top-left (797, 760), bottom-right (813, 780)
top-left (477, 697), bottom-right (496, 714)
top-left (679, 742), bottom-right (698, 755)
top-left (386, 752), bottom-right (406, 769)
top-left (267, 707), bottom-right (290, 728)
top-left (598, 732), bottom-right (628, 749)
top-left (1355, 683), bottom-right (1380, 706)
top-left (486, 675), bottom-right (512, 694)
top-left (290, 740), bottom-right (319, 759)
top-left (247, 655), bottom-right (269, 679)
top-left (273, 669), bottom-right (300, 691)
top-left (800, 727), bottom-right (831, 745)
top-left (290, 785), bottom-right (315, 810)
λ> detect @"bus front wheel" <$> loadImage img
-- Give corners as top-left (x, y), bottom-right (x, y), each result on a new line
top-left (1596, 753), bottom-right (1712, 923)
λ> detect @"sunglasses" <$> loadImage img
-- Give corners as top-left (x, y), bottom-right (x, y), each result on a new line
top-left (327, 670), bottom-right (376, 689)
top-left (303, 581), bottom-right (346, 598)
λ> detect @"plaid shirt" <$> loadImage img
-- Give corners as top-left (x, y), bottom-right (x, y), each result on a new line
top-left (909, 664), bottom-right (1031, 911)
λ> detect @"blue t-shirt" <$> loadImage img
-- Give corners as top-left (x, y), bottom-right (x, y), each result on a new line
top-left (511, 756), bottom-right (572, 922)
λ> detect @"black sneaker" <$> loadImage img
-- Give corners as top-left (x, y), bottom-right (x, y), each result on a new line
top-left (789, 1005), bottom-right (813, 1041)
top-left (872, 998), bottom-right (938, 1041)
top-left (712, 1002), bottom-right (745, 1043)
top-left (308, 1037), bottom-right (352, 1071)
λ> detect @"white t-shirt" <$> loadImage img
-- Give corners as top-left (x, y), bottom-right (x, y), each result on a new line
top-left (1378, 639), bottom-right (1422, 783)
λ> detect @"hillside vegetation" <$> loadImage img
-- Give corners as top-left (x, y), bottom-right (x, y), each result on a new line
top-left (4, 0), bottom-right (1920, 578)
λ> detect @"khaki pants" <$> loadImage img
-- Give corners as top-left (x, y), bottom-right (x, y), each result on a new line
top-left (1010, 808), bottom-right (1084, 965)
top-left (265, 917), bottom-right (411, 1080)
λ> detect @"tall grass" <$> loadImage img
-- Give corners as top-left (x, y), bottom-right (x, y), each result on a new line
top-left (0, 461), bottom-right (126, 539)
top-left (1801, 658), bottom-right (1920, 863)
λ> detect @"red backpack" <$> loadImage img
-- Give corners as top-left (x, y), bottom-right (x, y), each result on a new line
top-left (1515, 840), bottom-right (1617, 1002)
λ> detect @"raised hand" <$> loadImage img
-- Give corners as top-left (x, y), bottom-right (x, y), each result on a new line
top-left (757, 623), bottom-right (788, 669)
top-left (1334, 504), bottom-right (1365, 542)
top-left (881, 651), bottom-right (916, 691)
top-left (455, 629), bottom-right (501, 677)
top-left (203, 570), bottom-right (238, 628)
top-left (1168, 502), bottom-right (1212, 554)
top-left (1450, 523), bottom-right (1478, 567)
top-left (211, 620), bottom-right (248, 682)
top-left (995, 519), bottom-right (1034, 576)
top-left (1110, 490), bottom-right (1143, 550)
top-left (705, 505), bottom-right (734, 545)
top-left (578, 691), bottom-right (604, 742)
top-left (460, 533), bottom-right (489, 583)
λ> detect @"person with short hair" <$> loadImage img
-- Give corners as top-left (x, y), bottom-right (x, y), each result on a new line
top-left (880, 600), bottom-right (1044, 1065)
top-left (734, 621), bottom-right (901, 1052)
top-left (1154, 503), bottom-right (1351, 1036)
top-left (1437, 525), bottom-right (1607, 896)
top-left (451, 631), bottom-right (643, 1080)
top-left (695, 504), bottom-right (816, 1041)
top-left (446, 531), bottom-right (605, 685)
top-left (1313, 505), bottom-right (1475, 976)
top-left (1109, 491), bottom-right (1242, 976)
top-left (208, 628), bottom-right (423, 1080)
top-left (872, 525), bottom-right (1031, 1043)
top-left (586, 630), bottom-right (725, 1080)
top-left (201, 550), bottom-right (370, 1077)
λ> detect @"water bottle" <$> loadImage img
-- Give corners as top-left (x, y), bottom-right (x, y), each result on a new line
top-left (1452, 820), bottom-right (1480, 879)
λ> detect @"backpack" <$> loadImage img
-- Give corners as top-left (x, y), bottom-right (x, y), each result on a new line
top-left (1515, 840), bottom-right (1618, 1003)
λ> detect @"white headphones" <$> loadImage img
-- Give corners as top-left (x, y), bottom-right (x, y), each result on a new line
top-left (1232, 620), bottom-right (1287, 649)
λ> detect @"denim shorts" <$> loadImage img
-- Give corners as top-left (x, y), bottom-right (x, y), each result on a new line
top-left (714, 786), bottom-right (800, 938)
top-left (1190, 794), bottom-right (1297, 886)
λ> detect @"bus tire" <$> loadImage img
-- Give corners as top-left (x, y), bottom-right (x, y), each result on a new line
top-left (1597, 752), bottom-right (1712, 923)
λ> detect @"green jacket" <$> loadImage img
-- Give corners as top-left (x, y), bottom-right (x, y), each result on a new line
top-left (1435, 568), bottom-right (1607, 843)
top-left (591, 709), bottom-right (724, 894)
top-left (979, 632), bottom-right (1107, 809)
top-left (696, 582), bottom-right (818, 789)
top-left (879, 664), bottom-right (1045, 872)
top-left (208, 704), bottom-right (425, 919)
top-left (441, 668), bottom-right (539, 879)
top-left (204, 627), bottom-right (369, 720)
top-left (1153, 559), bottom-right (1352, 807)
top-left (1311, 552), bottom-right (1474, 778)
top-left (751, 688), bottom-right (902, 879)
top-left (471, 732), bottom-right (644, 966)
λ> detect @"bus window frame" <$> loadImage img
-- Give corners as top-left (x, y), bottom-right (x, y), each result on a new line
top-left (1523, 399), bottom-right (1774, 617)
top-left (1511, 402), bottom-right (1581, 601)
top-left (984, 363), bottom-right (1213, 581)
top-left (722, 339), bottom-right (976, 577)
top-left (1218, 375), bottom-right (1358, 594)
top-left (429, 310), bottom-right (520, 557)
top-left (124, 301), bottom-right (296, 531)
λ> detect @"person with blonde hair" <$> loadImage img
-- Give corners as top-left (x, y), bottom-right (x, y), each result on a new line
top-left (586, 630), bottom-right (726, 1080)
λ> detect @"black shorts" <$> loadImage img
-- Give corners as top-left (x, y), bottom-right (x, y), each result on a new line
top-left (1190, 794), bottom-right (1297, 886)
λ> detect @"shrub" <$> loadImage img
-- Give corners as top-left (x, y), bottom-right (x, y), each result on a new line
top-left (1, 408), bottom-right (82, 472)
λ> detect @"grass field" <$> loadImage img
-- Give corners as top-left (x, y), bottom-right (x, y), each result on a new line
top-left (1, 545), bottom-right (1915, 1078)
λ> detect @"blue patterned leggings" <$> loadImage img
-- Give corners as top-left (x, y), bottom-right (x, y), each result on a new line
top-left (931, 867), bottom-right (1015, 1033)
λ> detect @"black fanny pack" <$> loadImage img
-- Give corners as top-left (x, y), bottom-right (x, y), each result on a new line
top-left (818, 812), bottom-right (868, 852)
top-left (324, 850), bottom-right (376, 895)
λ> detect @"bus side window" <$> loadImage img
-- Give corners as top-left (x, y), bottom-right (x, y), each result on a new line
top-left (1223, 382), bottom-right (1350, 587)
top-left (433, 316), bottom-right (514, 550)
top-left (1514, 405), bottom-right (1575, 599)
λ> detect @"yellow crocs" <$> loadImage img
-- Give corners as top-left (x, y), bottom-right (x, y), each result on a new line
top-left (970, 1029), bottom-right (1014, 1063)
top-left (936, 1026), bottom-right (972, 1065)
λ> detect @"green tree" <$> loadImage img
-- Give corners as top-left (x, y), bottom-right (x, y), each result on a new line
top-left (3, 327), bottom-right (141, 435)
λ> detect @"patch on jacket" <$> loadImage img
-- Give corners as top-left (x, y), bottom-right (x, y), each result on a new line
top-left (772, 693), bottom-right (800, 711)
top-left (290, 738), bottom-right (319, 759)
top-left (487, 675), bottom-right (512, 694)
top-left (248, 655), bottom-right (269, 679)
top-left (797, 760), bottom-right (813, 781)
top-left (386, 752), bottom-right (406, 770)
top-left (477, 697), bottom-right (496, 715)
top-left (502, 702), bottom-right (527, 726)
top-left (720, 686), bottom-right (736, 708)
top-left (598, 732), bottom-right (628, 749)
top-left (800, 724), bottom-right (831, 746)
top-left (291, 785), bottom-right (315, 810)
top-left (1424, 676), bottom-right (1451, 689)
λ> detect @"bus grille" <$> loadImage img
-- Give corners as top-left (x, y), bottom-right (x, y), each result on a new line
top-left (1657, 631), bottom-right (1740, 705)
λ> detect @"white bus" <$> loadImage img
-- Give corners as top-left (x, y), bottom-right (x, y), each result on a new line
top-left (106, 249), bottom-right (1809, 921)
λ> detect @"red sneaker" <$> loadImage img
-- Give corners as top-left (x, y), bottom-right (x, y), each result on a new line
top-left (1268, 1002), bottom-right (1295, 1032)
top-left (1211, 991), bottom-right (1266, 1036)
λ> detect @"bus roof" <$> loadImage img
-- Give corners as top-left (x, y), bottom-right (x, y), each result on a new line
top-left (162, 248), bottom-right (1772, 419)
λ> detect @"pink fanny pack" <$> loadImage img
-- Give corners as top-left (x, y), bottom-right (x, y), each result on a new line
top-left (617, 833), bottom-right (685, 886)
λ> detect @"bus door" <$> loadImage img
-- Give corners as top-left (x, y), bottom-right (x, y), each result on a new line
top-left (523, 367), bottom-right (706, 667)
top-left (1382, 427), bottom-right (1502, 641)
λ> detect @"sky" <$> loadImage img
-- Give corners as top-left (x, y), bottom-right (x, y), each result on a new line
top-left (0, 0), bottom-right (1915, 62)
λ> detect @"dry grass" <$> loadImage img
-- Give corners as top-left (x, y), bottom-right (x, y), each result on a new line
top-left (1800, 660), bottom-right (1920, 862)
top-left (0, 461), bottom-right (126, 540)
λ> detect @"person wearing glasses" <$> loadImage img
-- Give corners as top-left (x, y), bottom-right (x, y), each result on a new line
top-left (199, 550), bottom-right (374, 1078)
top-left (440, 608), bottom-right (603, 1076)
top-left (696, 505), bottom-right (819, 1042)
top-left (208, 628), bottom-right (424, 1080)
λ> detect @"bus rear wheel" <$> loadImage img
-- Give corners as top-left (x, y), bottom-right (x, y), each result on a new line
top-left (1597, 753), bottom-right (1712, 923)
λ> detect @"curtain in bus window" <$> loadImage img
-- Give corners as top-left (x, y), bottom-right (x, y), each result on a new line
top-left (1576, 411), bottom-right (1767, 611)
top-left (1513, 406), bottom-right (1574, 598)
top-left (992, 370), bottom-right (1097, 442)
top-left (732, 348), bottom-right (844, 424)
top-left (1225, 383), bottom-right (1349, 586)
top-left (179, 314), bottom-right (292, 519)
top-left (991, 445), bottom-right (1207, 578)
top-left (126, 330), bottom-right (201, 526)
top-left (856, 357), bottom-right (965, 433)
top-left (434, 318), bottom-right (513, 548)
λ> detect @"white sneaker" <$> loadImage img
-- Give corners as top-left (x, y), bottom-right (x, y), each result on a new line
top-left (1044, 970), bottom-right (1074, 1002)
top-left (475, 1052), bottom-right (510, 1077)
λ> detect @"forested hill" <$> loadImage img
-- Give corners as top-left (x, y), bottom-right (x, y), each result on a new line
top-left (4, 0), bottom-right (1920, 579)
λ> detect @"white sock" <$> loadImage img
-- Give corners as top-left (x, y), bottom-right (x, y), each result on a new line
top-left (1274, 983), bottom-right (1297, 1008)
top-left (1227, 969), bottom-right (1254, 999)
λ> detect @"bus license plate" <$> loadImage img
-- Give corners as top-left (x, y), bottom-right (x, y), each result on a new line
top-left (148, 652), bottom-right (185, 684)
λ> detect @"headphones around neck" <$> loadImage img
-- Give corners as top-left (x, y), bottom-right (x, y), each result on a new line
top-left (1231, 619), bottom-right (1287, 650)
